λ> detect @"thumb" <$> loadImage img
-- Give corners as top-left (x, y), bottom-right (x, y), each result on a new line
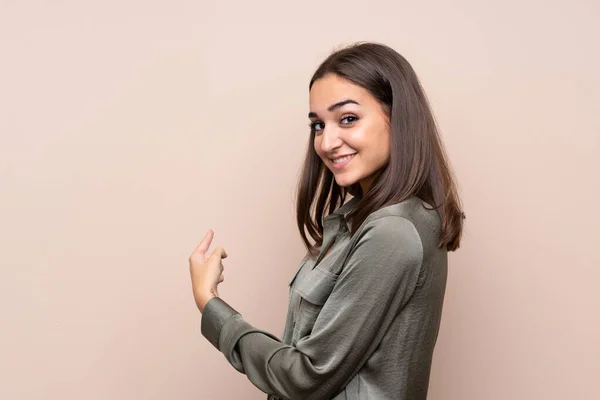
top-left (209, 246), bottom-right (228, 260)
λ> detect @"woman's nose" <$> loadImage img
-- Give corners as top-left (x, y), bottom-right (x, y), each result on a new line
top-left (319, 126), bottom-right (343, 153)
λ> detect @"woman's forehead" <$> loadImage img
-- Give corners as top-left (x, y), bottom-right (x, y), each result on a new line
top-left (309, 75), bottom-right (372, 112)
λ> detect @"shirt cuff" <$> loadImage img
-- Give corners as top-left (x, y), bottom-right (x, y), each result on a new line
top-left (200, 297), bottom-right (240, 350)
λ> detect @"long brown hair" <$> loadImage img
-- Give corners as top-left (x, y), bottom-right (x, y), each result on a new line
top-left (296, 42), bottom-right (464, 257)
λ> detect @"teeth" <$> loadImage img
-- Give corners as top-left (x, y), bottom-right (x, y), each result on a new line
top-left (333, 154), bottom-right (355, 164)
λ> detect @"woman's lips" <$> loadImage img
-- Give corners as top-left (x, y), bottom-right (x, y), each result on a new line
top-left (331, 153), bottom-right (356, 169)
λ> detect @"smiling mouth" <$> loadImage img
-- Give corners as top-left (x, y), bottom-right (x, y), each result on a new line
top-left (331, 153), bottom-right (356, 168)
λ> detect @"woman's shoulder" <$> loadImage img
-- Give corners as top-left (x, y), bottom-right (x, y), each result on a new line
top-left (362, 197), bottom-right (442, 253)
top-left (365, 196), bottom-right (439, 224)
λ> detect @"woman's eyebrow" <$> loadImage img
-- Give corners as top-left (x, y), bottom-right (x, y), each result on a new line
top-left (308, 99), bottom-right (360, 118)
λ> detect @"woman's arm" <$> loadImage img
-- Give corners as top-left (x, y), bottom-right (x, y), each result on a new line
top-left (201, 216), bottom-right (424, 400)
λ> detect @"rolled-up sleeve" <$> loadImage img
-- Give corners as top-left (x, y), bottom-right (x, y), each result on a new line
top-left (200, 216), bottom-right (423, 400)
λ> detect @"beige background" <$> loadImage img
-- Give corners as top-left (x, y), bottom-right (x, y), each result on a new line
top-left (1, 1), bottom-right (599, 399)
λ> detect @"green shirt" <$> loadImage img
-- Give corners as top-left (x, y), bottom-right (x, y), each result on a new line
top-left (201, 196), bottom-right (448, 399)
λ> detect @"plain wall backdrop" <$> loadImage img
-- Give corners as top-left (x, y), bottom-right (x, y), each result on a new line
top-left (1, 1), bottom-right (599, 399)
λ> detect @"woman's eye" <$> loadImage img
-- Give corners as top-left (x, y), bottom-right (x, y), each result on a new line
top-left (341, 115), bottom-right (358, 125)
top-left (309, 121), bottom-right (325, 132)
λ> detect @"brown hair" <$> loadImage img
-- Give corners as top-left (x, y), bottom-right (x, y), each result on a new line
top-left (296, 42), bottom-right (464, 256)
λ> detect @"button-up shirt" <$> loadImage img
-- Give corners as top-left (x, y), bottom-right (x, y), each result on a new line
top-left (201, 196), bottom-right (448, 400)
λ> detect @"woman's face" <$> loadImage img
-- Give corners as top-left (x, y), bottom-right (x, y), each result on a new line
top-left (309, 73), bottom-right (390, 193)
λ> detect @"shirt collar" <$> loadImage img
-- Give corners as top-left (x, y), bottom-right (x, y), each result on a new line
top-left (321, 196), bottom-right (359, 248)
top-left (333, 196), bottom-right (360, 216)
top-left (324, 196), bottom-right (360, 222)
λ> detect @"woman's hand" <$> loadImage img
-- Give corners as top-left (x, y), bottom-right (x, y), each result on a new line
top-left (188, 229), bottom-right (227, 313)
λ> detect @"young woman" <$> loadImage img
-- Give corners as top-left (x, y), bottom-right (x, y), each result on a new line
top-left (188, 42), bottom-right (464, 400)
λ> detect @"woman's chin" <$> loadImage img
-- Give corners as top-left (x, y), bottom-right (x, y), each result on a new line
top-left (333, 175), bottom-right (357, 188)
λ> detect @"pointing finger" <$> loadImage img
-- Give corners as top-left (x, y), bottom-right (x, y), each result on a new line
top-left (194, 229), bottom-right (214, 257)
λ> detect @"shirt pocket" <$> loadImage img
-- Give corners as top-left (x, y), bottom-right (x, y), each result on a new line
top-left (292, 267), bottom-right (338, 341)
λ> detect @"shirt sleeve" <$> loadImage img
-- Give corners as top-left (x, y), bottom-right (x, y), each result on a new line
top-left (200, 215), bottom-right (424, 400)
